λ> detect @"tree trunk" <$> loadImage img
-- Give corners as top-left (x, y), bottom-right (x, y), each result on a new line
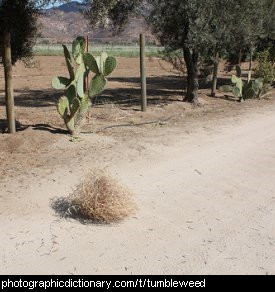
top-left (183, 47), bottom-right (199, 103)
top-left (248, 45), bottom-right (254, 82)
top-left (211, 53), bottom-right (219, 97)
top-left (3, 31), bottom-right (16, 134)
top-left (238, 48), bottom-right (243, 66)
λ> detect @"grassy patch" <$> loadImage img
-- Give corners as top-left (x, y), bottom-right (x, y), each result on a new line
top-left (34, 44), bottom-right (165, 58)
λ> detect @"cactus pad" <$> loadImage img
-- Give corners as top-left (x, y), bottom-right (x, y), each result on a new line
top-left (57, 96), bottom-right (70, 117)
top-left (232, 86), bottom-right (241, 98)
top-left (66, 83), bottom-right (77, 103)
top-left (79, 95), bottom-right (91, 115)
top-left (96, 52), bottom-right (108, 74)
top-left (52, 77), bottom-right (70, 90)
top-left (243, 88), bottom-right (255, 99)
top-left (72, 36), bottom-right (86, 65)
top-left (70, 98), bottom-right (81, 118)
top-left (89, 74), bottom-right (107, 97)
top-left (84, 53), bottom-right (100, 74)
top-left (104, 56), bottom-right (117, 76)
top-left (62, 45), bottom-right (75, 80)
top-left (236, 65), bottom-right (242, 78)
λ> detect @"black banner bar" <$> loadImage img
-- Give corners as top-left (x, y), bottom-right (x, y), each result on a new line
top-left (0, 275), bottom-right (273, 290)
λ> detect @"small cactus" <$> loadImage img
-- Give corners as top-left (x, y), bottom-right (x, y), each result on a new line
top-left (220, 65), bottom-right (263, 102)
top-left (52, 36), bottom-right (117, 135)
top-left (52, 37), bottom-right (89, 135)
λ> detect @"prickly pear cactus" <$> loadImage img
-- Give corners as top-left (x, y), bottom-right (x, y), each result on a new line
top-left (84, 51), bottom-right (117, 98)
top-left (52, 36), bottom-right (117, 135)
top-left (220, 65), bottom-right (263, 102)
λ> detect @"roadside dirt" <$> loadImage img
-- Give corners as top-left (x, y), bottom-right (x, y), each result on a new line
top-left (0, 57), bottom-right (274, 274)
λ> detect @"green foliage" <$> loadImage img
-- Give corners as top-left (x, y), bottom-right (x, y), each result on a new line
top-left (0, 0), bottom-right (39, 64)
top-left (220, 66), bottom-right (263, 101)
top-left (85, 0), bottom-right (272, 58)
top-left (52, 36), bottom-right (117, 135)
top-left (85, 0), bottom-right (272, 103)
top-left (254, 49), bottom-right (275, 92)
top-left (0, 1), bottom-right (65, 64)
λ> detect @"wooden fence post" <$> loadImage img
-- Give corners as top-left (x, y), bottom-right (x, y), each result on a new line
top-left (86, 34), bottom-right (89, 94)
top-left (140, 34), bottom-right (147, 112)
top-left (3, 30), bottom-right (16, 133)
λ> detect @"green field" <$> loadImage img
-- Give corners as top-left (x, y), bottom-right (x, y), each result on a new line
top-left (34, 44), bottom-right (165, 58)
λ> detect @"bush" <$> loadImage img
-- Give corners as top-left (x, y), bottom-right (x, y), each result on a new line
top-left (71, 170), bottom-right (136, 223)
top-left (254, 49), bottom-right (275, 93)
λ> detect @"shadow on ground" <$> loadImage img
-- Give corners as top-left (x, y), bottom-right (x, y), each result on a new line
top-left (0, 75), bottom-right (232, 109)
top-left (0, 119), bottom-right (67, 135)
top-left (0, 89), bottom-right (60, 108)
top-left (0, 119), bottom-right (29, 133)
top-left (32, 124), bottom-right (68, 135)
top-left (51, 197), bottom-right (105, 225)
top-left (94, 75), bottom-right (232, 106)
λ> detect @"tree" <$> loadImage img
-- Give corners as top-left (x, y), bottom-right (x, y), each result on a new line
top-left (257, 0), bottom-right (275, 53)
top-left (0, 0), bottom-right (63, 64)
top-left (205, 0), bottom-right (237, 97)
top-left (231, 1), bottom-right (267, 82)
top-left (85, 0), bottom-right (273, 103)
top-left (0, 0), bottom-right (65, 133)
top-left (85, 0), bottom-right (228, 103)
top-left (208, 0), bottom-right (268, 96)
top-left (225, 1), bottom-right (273, 71)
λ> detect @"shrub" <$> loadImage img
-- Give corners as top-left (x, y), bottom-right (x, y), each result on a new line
top-left (254, 48), bottom-right (275, 93)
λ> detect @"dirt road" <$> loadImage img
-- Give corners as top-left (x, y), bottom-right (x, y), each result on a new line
top-left (1, 104), bottom-right (275, 275)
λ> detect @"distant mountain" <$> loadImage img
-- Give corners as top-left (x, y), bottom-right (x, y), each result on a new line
top-left (50, 1), bottom-right (87, 13)
top-left (38, 1), bottom-right (155, 44)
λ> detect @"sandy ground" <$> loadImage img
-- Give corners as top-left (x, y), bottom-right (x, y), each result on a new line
top-left (0, 57), bottom-right (275, 274)
top-left (1, 102), bottom-right (275, 275)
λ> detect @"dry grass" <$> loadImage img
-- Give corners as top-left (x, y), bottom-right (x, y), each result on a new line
top-left (71, 170), bottom-right (137, 224)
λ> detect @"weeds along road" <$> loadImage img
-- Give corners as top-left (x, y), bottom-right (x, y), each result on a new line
top-left (1, 103), bottom-right (275, 274)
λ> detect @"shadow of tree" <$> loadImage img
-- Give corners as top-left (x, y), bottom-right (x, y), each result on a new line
top-left (93, 75), bottom-right (186, 107)
top-left (0, 89), bottom-right (60, 108)
top-left (0, 75), bottom-right (233, 110)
